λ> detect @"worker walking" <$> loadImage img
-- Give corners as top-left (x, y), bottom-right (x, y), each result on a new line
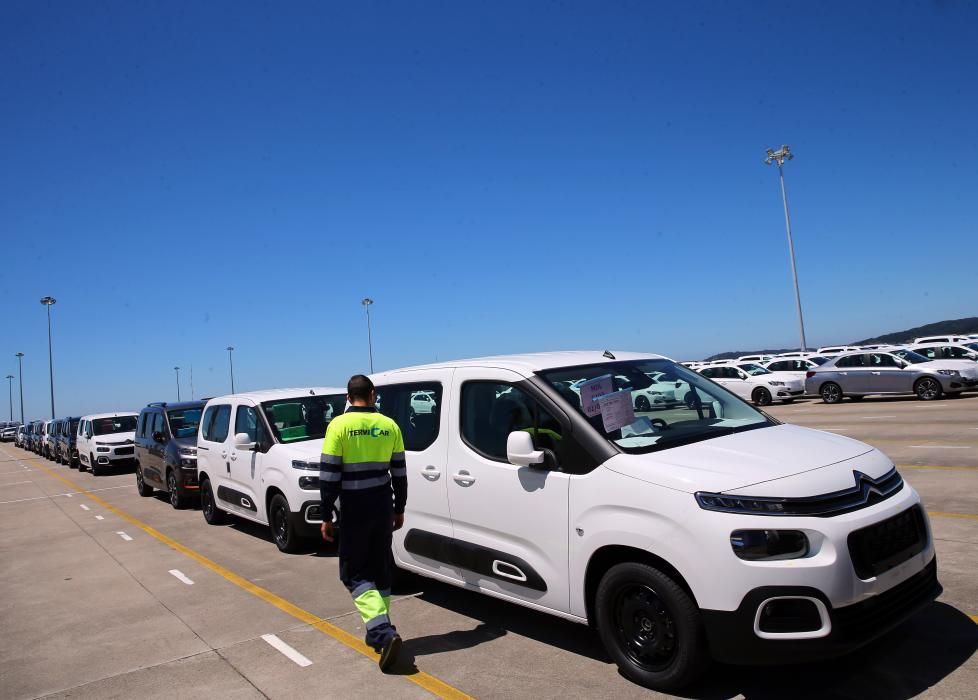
top-left (320, 374), bottom-right (408, 670)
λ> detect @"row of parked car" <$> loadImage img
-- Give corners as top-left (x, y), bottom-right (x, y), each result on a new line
top-left (679, 334), bottom-right (978, 403)
top-left (7, 349), bottom-right (945, 691)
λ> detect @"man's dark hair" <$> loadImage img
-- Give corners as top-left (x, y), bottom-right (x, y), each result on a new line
top-left (347, 374), bottom-right (375, 402)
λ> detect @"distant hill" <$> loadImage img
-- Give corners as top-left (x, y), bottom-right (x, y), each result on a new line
top-left (851, 316), bottom-right (978, 345)
top-left (703, 316), bottom-right (978, 361)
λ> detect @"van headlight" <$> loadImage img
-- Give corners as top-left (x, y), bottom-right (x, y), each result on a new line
top-left (178, 447), bottom-right (197, 457)
top-left (96, 446), bottom-right (110, 453)
top-left (292, 460), bottom-right (320, 471)
top-left (730, 530), bottom-right (809, 560)
top-left (696, 492), bottom-right (787, 514)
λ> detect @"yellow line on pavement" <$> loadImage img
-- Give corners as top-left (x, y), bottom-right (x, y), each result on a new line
top-left (928, 511), bottom-right (978, 521)
top-left (27, 456), bottom-right (472, 700)
top-left (971, 615), bottom-right (978, 624)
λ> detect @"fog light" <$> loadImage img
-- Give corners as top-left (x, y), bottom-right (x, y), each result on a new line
top-left (758, 598), bottom-right (823, 633)
top-left (298, 475), bottom-right (320, 490)
top-left (731, 530), bottom-right (809, 560)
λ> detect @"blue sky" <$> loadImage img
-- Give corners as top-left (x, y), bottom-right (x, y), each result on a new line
top-left (2, 0), bottom-right (976, 420)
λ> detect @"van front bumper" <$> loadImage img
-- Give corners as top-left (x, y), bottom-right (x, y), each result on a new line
top-left (701, 556), bottom-right (940, 665)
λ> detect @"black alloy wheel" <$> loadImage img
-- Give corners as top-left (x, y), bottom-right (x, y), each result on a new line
top-left (752, 387), bottom-right (773, 406)
top-left (915, 377), bottom-right (943, 401)
top-left (595, 562), bottom-right (706, 691)
top-left (167, 470), bottom-right (187, 509)
top-left (200, 478), bottom-right (226, 525)
top-left (136, 466), bottom-right (153, 497)
top-left (820, 382), bottom-right (843, 404)
top-left (269, 493), bottom-right (301, 553)
top-left (635, 396), bottom-right (652, 412)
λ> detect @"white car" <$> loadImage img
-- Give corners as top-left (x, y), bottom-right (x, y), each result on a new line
top-left (698, 363), bottom-right (805, 405)
top-left (196, 387), bottom-right (347, 553)
top-left (816, 345), bottom-right (862, 356)
top-left (372, 351), bottom-right (938, 691)
top-left (913, 335), bottom-right (971, 344)
top-left (907, 342), bottom-right (978, 362)
top-left (410, 390), bottom-right (438, 416)
top-left (736, 354), bottom-right (774, 363)
top-left (77, 413), bottom-right (139, 475)
top-left (763, 356), bottom-right (831, 376)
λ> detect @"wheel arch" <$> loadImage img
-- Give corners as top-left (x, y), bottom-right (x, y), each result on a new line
top-left (583, 544), bottom-right (698, 626)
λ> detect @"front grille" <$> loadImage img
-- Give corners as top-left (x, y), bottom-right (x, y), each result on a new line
top-left (834, 557), bottom-right (938, 640)
top-left (848, 505), bottom-right (926, 579)
top-left (114, 446), bottom-right (134, 456)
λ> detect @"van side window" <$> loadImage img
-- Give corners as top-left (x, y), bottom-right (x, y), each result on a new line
top-left (235, 405), bottom-right (268, 445)
top-left (460, 382), bottom-right (563, 463)
top-left (202, 405), bottom-right (232, 442)
top-left (375, 382), bottom-right (442, 452)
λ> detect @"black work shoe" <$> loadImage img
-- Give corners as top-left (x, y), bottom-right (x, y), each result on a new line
top-left (378, 634), bottom-right (402, 671)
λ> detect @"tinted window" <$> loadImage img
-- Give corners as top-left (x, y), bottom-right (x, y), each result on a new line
top-left (768, 361), bottom-right (788, 371)
top-left (376, 382), bottom-right (442, 452)
top-left (460, 382), bottom-right (562, 462)
top-left (202, 405), bottom-right (231, 443)
top-left (870, 353), bottom-right (900, 367)
top-left (916, 347), bottom-right (939, 359)
top-left (167, 407), bottom-right (203, 438)
top-left (137, 412), bottom-right (148, 438)
top-left (152, 412), bottom-right (166, 437)
top-left (836, 355), bottom-right (868, 368)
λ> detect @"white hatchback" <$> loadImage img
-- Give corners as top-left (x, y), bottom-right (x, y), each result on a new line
top-left (698, 363), bottom-right (805, 405)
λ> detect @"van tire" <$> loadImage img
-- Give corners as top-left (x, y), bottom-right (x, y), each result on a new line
top-left (201, 478), bottom-right (226, 525)
top-left (167, 470), bottom-right (189, 509)
top-left (136, 466), bottom-right (154, 497)
top-left (595, 561), bottom-right (707, 692)
top-left (90, 454), bottom-right (102, 476)
top-left (269, 493), bottom-right (302, 553)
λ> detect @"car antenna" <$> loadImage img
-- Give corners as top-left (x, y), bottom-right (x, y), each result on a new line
top-left (603, 350), bottom-right (616, 360)
top-left (309, 389), bottom-right (316, 395)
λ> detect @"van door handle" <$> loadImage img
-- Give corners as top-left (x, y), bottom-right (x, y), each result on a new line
top-left (872, 371), bottom-right (881, 375)
top-left (422, 465), bottom-right (440, 481)
top-left (452, 470), bottom-right (475, 487)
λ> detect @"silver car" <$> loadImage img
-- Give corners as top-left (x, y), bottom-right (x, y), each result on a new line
top-left (805, 349), bottom-right (978, 403)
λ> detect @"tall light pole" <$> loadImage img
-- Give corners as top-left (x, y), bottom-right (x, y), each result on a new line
top-left (15, 353), bottom-right (24, 424)
top-left (40, 296), bottom-right (57, 418)
top-left (764, 146), bottom-right (808, 352)
top-left (226, 346), bottom-right (235, 393)
top-left (174, 366), bottom-right (181, 401)
top-left (361, 298), bottom-right (375, 373)
top-left (5, 375), bottom-right (13, 421)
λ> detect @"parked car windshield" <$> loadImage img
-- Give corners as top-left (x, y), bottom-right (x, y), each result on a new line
top-left (167, 408), bottom-right (203, 438)
top-left (539, 359), bottom-right (774, 454)
top-left (261, 394), bottom-right (347, 444)
top-left (92, 416), bottom-right (138, 435)
top-left (891, 349), bottom-right (930, 364)
top-left (737, 363), bottom-right (771, 376)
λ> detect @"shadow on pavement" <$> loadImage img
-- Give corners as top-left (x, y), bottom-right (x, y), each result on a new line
top-left (400, 576), bottom-right (976, 698)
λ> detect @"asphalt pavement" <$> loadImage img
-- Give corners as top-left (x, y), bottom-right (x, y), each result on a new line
top-left (0, 393), bottom-right (975, 699)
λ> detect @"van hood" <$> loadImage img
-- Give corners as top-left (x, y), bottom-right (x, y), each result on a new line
top-left (604, 424), bottom-right (877, 494)
top-left (95, 431), bottom-right (136, 445)
top-left (274, 439), bottom-right (323, 461)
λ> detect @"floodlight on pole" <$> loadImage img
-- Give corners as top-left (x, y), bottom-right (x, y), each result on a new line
top-left (5, 375), bottom-right (13, 421)
top-left (15, 353), bottom-right (24, 424)
top-left (764, 145), bottom-right (808, 352)
top-left (40, 296), bottom-right (57, 418)
top-left (227, 346), bottom-right (235, 393)
top-left (361, 298), bottom-right (375, 373)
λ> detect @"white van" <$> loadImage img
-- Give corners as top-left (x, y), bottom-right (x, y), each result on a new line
top-left (374, 351), bottom-right (938, 691)
top-left (77, 413), bottom-right (139, 475)
top-left (195, 388), bottom-right (346, 552)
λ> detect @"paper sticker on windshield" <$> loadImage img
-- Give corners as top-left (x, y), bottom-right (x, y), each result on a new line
top-left (579, 374), bottom-right (614, 418)
top-left (598, 389), bottom-right (636, 433)
top-left (621, 416), bottom-right (655, 437)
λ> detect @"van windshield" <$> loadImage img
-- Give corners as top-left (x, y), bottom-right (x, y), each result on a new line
top-left (538, 359), bottom-right (774, 454)
top-left (261, 394), bottom-right (347, 443)
top-left (93, 416), bottom-right (138, 435)
top-left (167, 408), bottom-right (203, 438)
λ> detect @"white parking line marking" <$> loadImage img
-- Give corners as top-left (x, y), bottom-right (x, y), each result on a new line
top-left (261, 634), bottom-right (313, 667)
top-left (65, 493), bottom-right (72, 498)
top-left (116, 531), bottom-right (133, 541)
top-left (2, 481), bottom-right (33, 486)
top-left (909, 445), bottom-right (972, 449)
top-left (169, 569), bottom-right (194, 585)
top-left (0, 484), bottom-right (134, 505)
top-left (859, 415), bottom-right (895, 419)
top-left (80, 504), bottom-right (90, 511)
top-left (95, 515), bottom-right (104, 520)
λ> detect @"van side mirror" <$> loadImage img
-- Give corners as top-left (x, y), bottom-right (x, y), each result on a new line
top-left (506, 431), bottom-right (545, 467)
top-left (152, 431), bottom-right (166, 443)
top-left (233, 432), bottom-right (257, 451)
